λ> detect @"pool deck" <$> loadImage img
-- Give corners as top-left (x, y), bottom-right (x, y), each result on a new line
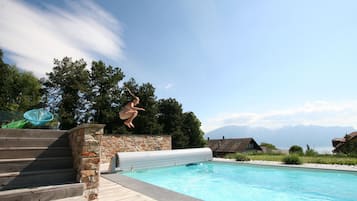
top-left (101, 173), bottom-right (202, 201)
top-left (98, 176), bottom-right (157, 201)
top-left (97, 158), bottom-right (357, 201)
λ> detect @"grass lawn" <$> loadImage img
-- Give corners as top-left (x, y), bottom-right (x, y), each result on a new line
top-left (226, 153), bottom-right (357, 165)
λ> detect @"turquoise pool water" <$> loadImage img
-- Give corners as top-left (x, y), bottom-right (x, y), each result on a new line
top-left (122, 162), bottom-right (357, 201)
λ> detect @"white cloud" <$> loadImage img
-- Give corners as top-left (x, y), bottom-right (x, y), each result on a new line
top-left (0, 0), bottom-right (124, 77)
top-left (164, 83), bottom-right (173, 89)
top-left (202, 100), bottom-right (357, 132)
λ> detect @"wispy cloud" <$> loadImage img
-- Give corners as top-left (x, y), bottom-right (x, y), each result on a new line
top-left (0, 0), bottom-right (124, 77)
top-left (164, 83), bottom-right (173, 89)
top-left (202, 100), bottom-right (357, 132)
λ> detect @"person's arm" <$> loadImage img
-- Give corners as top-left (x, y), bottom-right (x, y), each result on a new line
top-left (129, 102), bottom-right (145, 111)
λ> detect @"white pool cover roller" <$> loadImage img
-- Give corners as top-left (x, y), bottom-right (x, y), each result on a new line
top-left (116, 148), bottom-right (212, 171)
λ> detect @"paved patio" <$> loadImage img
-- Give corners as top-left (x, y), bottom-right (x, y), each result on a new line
top-left (98, 177), bottom-right (156, 201)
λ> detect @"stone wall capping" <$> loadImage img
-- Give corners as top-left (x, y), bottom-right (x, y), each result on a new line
top-left (106, 133), bottom-right (171, 136)
top-left (69, 124), bottom-right (105, 133)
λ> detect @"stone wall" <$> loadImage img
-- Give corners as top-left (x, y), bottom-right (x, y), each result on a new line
top-left (68, 124), bottom-right (105, 201)
top-left (100, 134), bottom-right (171, 164)
top-left (68, 125), bottom-right (171, 199)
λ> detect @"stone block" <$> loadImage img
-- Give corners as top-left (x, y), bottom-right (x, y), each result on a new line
top-left (82, 151), bottom-right (97, 157)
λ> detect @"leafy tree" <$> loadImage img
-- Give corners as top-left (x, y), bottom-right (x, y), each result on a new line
top-left (157, 98), bottom-right (187, 148)
top-left (182, 112), bottom-right (205, 148)
top-left (89, 61), bottom-right (124, 133)
top-left (305, 144), bottom-right (318, 156)
top-left (0, 49), bottom-right (41, 114)
top-left (39, 55), bottom-right (206, 145)
top-left (289, 145), bottom-right (304, 156)
top-left (158, 98), bottom-right (183, 133)
top-left (134, 82), bottom-right (162, 134)
top-left (260, 142), bottom-right (278, 152)
top-left (42, 57), bottom-right (89, 129)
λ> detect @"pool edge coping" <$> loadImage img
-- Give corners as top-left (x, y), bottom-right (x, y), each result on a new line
top-left (101, 173), bottom-right (202, 201)
top-left (213, 158), bottom-right (357, 172)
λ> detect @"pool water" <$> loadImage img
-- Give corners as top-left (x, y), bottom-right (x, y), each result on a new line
top-left (122, 162), bottom-right (357, 201)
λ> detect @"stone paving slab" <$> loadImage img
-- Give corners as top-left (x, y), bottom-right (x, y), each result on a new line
top-left (98, 176), bottom-right (157, 201)
top-left (102, 174), bottom-right (202, 201)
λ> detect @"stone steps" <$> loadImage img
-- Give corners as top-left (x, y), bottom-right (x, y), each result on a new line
top-left (0, 183), bottom-right (84, 201)
top-left (0, 157), bottom-right (73, 173)
top-left (0, 147), bottom-right (72, 159)
top-left (0, 169), bottom-right (76, 191)
top-left (0, 128), bottom-right (83, 200)
top-left (0, 128), bottom-right (68, 138)
top-left (0, 137), bottom-right (69, 147)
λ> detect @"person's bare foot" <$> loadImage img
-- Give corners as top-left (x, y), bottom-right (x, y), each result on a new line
top-left (130, 122), bottom-right (135, 128)
top-left (124, 121), bottom-right (131, 128)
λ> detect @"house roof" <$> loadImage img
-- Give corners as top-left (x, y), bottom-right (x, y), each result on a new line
top-left (207, 138), bottom-right (262, 153)
top-left (332, 138), bottom-right (346, 147)
top-left (346, 132), bottom-right (357, 140)
top-left (332, 131), bottom-right (357, 152)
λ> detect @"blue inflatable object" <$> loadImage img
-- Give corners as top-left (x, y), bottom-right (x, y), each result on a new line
top-left (24, 109), bottom-right (54, 126)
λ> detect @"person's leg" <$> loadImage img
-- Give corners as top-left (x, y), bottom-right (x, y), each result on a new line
top-left (123, 120), bottom-right (131, 128)
top-left (120, 111), bottom-right (134, 128)
top-left (127, 110), bottom-right (138, 127)
top-left (119, 111), bottom-right (130, 120)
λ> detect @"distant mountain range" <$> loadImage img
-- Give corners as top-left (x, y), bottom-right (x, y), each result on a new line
top-left (204, 125), bottom-right (355, 151)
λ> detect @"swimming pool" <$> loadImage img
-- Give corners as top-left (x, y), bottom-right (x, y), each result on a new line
top-left (122, 161), bottom-right (357, 201)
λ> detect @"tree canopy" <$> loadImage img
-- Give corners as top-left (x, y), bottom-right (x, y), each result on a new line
top-left (42, 57), bottom-right (90, 129)
top-left (0, 51), bottom-right (205, 149)
top-left (89, 60), bottom-right (124, 133)
top-left (289, 145), bottom-right (304, 156)
top-left (0, 50), bottom-right (41, 121)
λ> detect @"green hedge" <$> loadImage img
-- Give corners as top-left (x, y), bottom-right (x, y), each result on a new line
top-left (282, 155), bottom-right (302, 165)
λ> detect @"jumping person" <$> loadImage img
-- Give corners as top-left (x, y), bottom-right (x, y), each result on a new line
top-left (119, 88), bottom-right (145, 128)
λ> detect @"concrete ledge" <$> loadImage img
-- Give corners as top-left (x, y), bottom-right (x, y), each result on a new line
top-left (102, 173), bottom-right (202, 201)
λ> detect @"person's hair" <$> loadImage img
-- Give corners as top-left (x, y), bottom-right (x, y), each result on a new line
top-left (125, 87), bottom-right (140, 103)
top-left (125, 87), bottom-right (136, 98)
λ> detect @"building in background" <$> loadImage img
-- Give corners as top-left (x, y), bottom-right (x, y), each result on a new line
top-left (332, 132), bottom-right (357, 154)
top-left (207, 137), bottom-right (262, 157)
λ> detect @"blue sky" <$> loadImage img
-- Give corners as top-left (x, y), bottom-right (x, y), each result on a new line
top-left (1, 0), bottom-right (357, 132)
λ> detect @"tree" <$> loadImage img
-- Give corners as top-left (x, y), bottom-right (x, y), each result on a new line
top-left (305, 144), bottom-right (318, 156)
top-left (260, 142), bottom-right (278, 152)
top-left (39, 56), bottom-right (205, 140)
top-left (134, 82), bottom-right (162, 134)
top-left (0, 49), bottom-right (41, 114)
top-left (289, 145), bottom-right (303, 156)
top-left (182, 112), bottom-right (205, 148)
top-left (89, 61), bottom-right (124, 133)
top-left (42, 57), bottom-right (89, 129)
top-left (158, 98), bottom-right (187, 148)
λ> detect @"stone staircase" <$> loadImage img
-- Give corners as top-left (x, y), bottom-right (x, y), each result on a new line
top-left (0, 128), bottom-right (84, 201)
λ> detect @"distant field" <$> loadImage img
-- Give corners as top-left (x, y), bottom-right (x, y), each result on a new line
top-left (226, 153), bottom-right (357, 165)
